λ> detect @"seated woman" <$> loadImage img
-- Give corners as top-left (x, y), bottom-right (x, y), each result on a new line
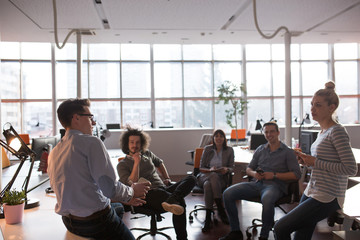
top-left (197, 129), bottom-right (234, 232)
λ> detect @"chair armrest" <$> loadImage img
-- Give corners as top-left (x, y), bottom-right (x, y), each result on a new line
top-left (186, 150), bottom-right (195, 166)
top-left (286, 180), bottom-right (300, 203)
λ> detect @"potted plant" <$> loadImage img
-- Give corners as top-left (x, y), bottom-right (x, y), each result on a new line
top-left (1, 189), bottom-right (26, 224)
top-left (216, 80), bottom-right (248, 145)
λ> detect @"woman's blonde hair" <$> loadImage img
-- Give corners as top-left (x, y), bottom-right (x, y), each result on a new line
top-left (314, 81), bottom-right (339, 110)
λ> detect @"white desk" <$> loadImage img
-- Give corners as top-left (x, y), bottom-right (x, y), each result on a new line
top-left (233, 146), bottom-right (254, 166)
top-left (342, 183), bottom-right (360, 221)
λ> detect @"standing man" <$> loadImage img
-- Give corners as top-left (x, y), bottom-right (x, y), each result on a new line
top-left (219, 122), bottom-right (301, 240)
top-left (48, 98), bottom-right (150, 240)
top-left (117, 127), bottom-right (196, 240)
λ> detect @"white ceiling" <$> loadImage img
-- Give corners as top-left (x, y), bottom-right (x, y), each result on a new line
top-left (0, 0), bottom-right (360, 44)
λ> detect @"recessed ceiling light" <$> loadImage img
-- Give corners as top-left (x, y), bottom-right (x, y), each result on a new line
top-left (152, 32), bottom-right (158, 35)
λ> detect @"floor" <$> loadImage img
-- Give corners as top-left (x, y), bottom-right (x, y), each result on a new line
top-left (0, 162), bottom-right (340, 240)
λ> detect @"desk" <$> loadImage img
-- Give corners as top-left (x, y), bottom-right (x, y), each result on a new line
top-left (232, 147), bottom-right (254, 181)
top-left (233, 146), bottom-right (253, 166)
top-left (340, 182), bottom-right (360, 232)
top-left (107, 149), bottom-right (126, 170)
top-left (342, 183), bottom-right (360, 218)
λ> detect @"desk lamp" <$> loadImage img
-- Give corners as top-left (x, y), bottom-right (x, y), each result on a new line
top-left (255, 119), bottom-right (263, 133)
top-left (0, 123), bottom-right (39, 218)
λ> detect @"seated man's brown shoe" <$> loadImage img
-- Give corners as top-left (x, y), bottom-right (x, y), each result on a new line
top-left (161, 196), bottom-right (184, 215)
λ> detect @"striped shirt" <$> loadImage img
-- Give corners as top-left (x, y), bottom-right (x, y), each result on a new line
top-left (304, 124), bottom-right (357, 207)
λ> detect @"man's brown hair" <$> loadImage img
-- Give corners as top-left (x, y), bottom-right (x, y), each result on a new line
top-left (57, 98), bottom-right (90, 128)
top-left (120, 126), bottom-right (151, 154)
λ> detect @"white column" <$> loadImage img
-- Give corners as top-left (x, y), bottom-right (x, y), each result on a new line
top-left (76, 31), bottom-right (82, 98)
top-left (51, 44), bottom-right (57, 136)
top-left (284, 32), bottom-right (292, 146)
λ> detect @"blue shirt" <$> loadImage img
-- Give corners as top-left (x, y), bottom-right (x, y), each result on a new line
top-left (248, 141), bottom-right (301, 193)
top-left (48, 129), bottom-right (133, 217)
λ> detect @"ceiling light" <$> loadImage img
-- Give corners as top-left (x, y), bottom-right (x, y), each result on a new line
top-left (93, 0), bottom-right (110, 29)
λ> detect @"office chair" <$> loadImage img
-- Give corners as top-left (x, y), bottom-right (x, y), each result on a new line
top-left (188, 147), bottom-right (233, 225)
top-left (186, 134), bottom-right (212, 166)
top-left (118, 157), bottom-right (173, 239)
top-left (244, 179), bottom-right (300, 239)
top-left (229, 129), bottom-right (247, 144)
top-left (126, 205), bottom-right (173, 240)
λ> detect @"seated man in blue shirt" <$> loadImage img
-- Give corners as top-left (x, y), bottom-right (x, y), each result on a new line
top-left (48, 98), bottom-right (150, 240)
top-left (219, 122), bottom-right (301, 240)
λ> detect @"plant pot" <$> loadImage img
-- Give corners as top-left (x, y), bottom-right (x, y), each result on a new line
top-left (3, 202), bottom-right (25, 224)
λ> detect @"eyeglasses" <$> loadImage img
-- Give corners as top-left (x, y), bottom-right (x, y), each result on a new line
top-left (78, 113), bottom-right (96, 122)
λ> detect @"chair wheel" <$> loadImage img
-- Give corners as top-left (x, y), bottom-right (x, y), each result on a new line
top-left (189, 215), bottom-right (193, 223)
top-left (246, 231), bottom-right (252, 238)
top-left (213, 218), bottom-right (218, 225)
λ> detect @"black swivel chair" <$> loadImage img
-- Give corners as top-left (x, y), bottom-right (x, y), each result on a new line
top-left (186, 134), bottom-right (212, 166)
top-left (188, 148), bottom-right (234, 225)
top-left (126, 205), bottom-right (173, 240)
top-left (244, 179), bottom-right (300, 239)
top-left (118, 157), bottom-right (173, 240)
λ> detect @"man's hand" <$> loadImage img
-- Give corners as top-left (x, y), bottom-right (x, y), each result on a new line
top-left (131, 152), bottom-right (142, 165)
top-left (254, 171), bottom-right (264, 181)
top-left (131, 182), bottom-right (151, 198)
top-left (255, 171), bottom-right (276, 180)
top-left (163, 178), bottom-right (172, 186)
top-left (127, 197), bottom-right (147, 207)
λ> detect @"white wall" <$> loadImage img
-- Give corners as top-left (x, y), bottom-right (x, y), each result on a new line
top-left (104, 128), bottom-right (214, 175)
top-left (103, 125), bottom-right (360, 175)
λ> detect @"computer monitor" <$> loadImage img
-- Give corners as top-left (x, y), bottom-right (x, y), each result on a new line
top-left (31, 136), bottom-right (59, 160)
top-left (106, 123), bottom-right (121, 129)
top-left (300, 130), bottom-right (319, 154)
top-left (250, 133), bottom-right (267, 150)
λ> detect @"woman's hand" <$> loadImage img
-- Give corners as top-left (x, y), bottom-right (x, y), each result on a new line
top-left (218, 167), bottom-right (228, 175)
top-left (294, 150), bottom-right (316, 166)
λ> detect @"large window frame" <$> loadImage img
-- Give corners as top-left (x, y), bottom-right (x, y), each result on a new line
top-left (1, 42), bottom-right (359, 138)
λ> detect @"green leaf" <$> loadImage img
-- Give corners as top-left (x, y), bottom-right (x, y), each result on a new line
top-left (216, 80), bottom-right (248, 131)
top-left (1, 189), bottom-right (26, 205)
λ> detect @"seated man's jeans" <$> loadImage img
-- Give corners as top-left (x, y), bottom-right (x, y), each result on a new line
top-left (62, 202), bottom-right (134, 240)
top-left (274, 194), bottom-right (340, 240)
top-left (223, 181), bottom-right (284, 238)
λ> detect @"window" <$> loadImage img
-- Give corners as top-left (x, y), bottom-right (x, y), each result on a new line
top-left (1, 42), bottom-right (359, 137)
top-left (89, 62), bottom-right (120, 98)
top-left (184, 63), bottom-right (212, 97)
top-left (154, 62), bottom-right (182, 98)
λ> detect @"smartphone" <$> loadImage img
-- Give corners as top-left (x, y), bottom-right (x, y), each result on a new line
top-left (256, 168), bottom-right (264, 174)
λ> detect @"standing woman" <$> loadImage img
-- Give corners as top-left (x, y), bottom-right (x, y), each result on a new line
top-left (274, 81), bottom-right (358, 240)
top-left (197, 129), bottom-right (234, 232)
